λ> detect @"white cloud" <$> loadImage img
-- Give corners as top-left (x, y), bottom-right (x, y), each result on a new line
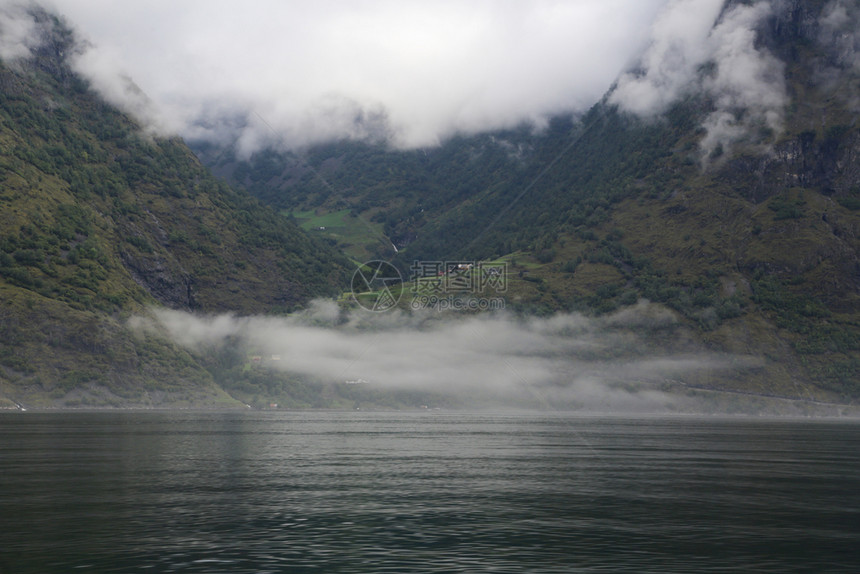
top-left (139, 302), bottom-right (756, 411)
top-left (39, 0), bottom-right (667, 151)
top-left (0, 2), bottom-right (41, 62)
top-left (698, 1), bottom-right (787, 159)
top-left (610, 0), bottom-right (788, 161)
top-left (608, 0), bottom-right (725, 116)
top-left (69, 41), bottom-right (173, 136)
top-left (3, 1), bottom-right (796, 158)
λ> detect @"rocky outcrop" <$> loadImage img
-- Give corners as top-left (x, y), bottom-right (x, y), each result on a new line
top-left (120, 250), bottom-right (196, 309)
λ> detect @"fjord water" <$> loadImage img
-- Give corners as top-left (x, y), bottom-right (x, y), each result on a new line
top-left (1, 412), bottom-right (859, 573)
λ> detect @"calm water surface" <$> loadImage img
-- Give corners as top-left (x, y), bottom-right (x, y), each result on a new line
top-left (1, 411), bottom-right (859, 573)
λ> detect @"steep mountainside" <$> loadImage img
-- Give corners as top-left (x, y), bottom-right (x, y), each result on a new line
top-left (0, 10), bottom-right (349, 408)
top-left (192, 125), bottom-right (540, 262)
top-left (199, 0), bottom-right (860, 402)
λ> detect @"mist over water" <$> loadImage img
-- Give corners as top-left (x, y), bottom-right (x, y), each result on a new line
top-left (135, 300), bottom-right (766, 412)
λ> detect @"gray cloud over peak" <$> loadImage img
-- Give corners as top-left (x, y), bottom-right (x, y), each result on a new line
top-left (609, 0), bottom-right (789, 161)
top-left (698, 2), bottom-right (787, 159)
top-left (32, 0), bottom-right (667, 151)
top-left (70, 45), bottom-right (171, 136)
top-left (608, 0), bottom-right (725, 117)
top-left (3, 1), bottom-right (818, 160)
top-left (0, 2), bottom-right (38, 62)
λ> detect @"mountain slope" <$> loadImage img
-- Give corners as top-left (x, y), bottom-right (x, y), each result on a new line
top-left (0, 9), bottom-right (349, 408)
top-left (197, 0), bottom-right (860, 403)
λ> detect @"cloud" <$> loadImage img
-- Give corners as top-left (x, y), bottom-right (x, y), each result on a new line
top-left (816, 0), bottom-right (860, 97)
top-left (4, 1), bottom-right (797, 158)
top-left (608, 0), bottom-right (725, 116)
top-left (609, 0), bottom-right (788, 161)
top-left (69, 42), bottom-right (173, 136)
top-left (0, 2), bottom-right (42, 62)
top-left (698, 1), bottom-right (787, 159)
top-left (0, 1), bottom-right (169, 134)
top-left (818, 0), bottom-right (859, 68)
top-left (38, 0), bottom-right (667, 151)
top-left (137, 301), bottom-right (757, 411)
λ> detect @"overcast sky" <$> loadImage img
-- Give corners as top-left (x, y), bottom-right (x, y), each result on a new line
top-left (40, 0), bottom-right (672, 151)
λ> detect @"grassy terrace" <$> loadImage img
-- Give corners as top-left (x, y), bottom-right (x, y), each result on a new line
top-left (289, 209), bottom-right (390, 262)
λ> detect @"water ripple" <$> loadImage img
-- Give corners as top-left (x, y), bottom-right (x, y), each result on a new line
top-left (1, 412), bottom-right (859, 573)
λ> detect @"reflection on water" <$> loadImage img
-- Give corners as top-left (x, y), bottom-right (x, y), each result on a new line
top-left (1, 411), bottom-right (859, 573)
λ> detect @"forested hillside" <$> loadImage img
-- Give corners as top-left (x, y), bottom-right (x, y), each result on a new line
top-left (0, 9), bottom-right (349, 408)
top-left (198, 0), bottom-right (860, 402)
top-left (2, 1), bottom-right (857, 410)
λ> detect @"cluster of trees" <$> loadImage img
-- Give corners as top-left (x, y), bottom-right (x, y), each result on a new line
top-left (1, 44), bottom-right (349, 315)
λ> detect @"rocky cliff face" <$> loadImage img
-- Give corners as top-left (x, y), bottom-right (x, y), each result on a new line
top-left (722, 0), bottom-right (859, 200)
top-left (711, 0), bottom-right (860, 301)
